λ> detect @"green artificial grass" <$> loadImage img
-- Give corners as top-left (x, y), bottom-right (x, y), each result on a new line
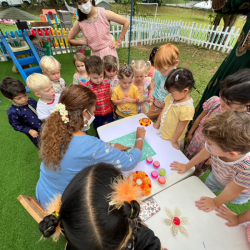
top-left (0, 45), bottom-right (250, 249)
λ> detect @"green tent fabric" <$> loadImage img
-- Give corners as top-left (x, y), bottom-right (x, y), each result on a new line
top-left (193, 0), bottom-right (250, 120)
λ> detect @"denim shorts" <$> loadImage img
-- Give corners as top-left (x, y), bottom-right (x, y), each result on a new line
top-left (205, 171), bottom-right (250, 205)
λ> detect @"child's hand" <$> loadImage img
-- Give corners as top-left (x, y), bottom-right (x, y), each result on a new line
top-left (215, 206), bottom-right (239, 226)
top-left (195, 197), bottom-right (217, 212)
top-left (171, 141), bottom-right (180, 150)
top-left (122, 95), bottom-right (134, 103)
top-left (29, 129), bottom-right (39, 138)
top-left (170, 161), bottom-right (187, 173)
top-left (114, 143), bottom-right (131, 151)
top-left (153, 122), bottom-right (159, 129)
top-left (186, 133), bottom-right (193, 145)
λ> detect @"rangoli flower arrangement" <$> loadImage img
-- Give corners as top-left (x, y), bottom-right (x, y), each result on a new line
top-left (164, 207), bottom-right (189, 236)
top-left (129, 171), bottom-right (151, 196)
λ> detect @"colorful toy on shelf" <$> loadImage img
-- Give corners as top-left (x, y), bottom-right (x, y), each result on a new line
top-left (129, 171), bottom-right (151, 196)
top-left (139, 118), bottom-right (152, 127)
top-left (42, 9), bottom-right (60, 29)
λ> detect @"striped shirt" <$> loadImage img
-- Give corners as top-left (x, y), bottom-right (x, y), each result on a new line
top-left (82, 79), bottom-right (113, 116)
top-left (206, 143), bottom-right (250, 198)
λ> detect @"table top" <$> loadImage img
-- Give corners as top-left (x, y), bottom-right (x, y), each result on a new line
top-left (145, 176), bottom-right (249, 250)
top-left (98, 114), bottom-right (195, 198)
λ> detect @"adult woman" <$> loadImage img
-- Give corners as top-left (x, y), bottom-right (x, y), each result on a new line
top-left (39, 163), bottom-right (167, 250)
top-left (36, 85), bottom-right (145, 207)
top-left (68, 0), bottom-right (129, 59)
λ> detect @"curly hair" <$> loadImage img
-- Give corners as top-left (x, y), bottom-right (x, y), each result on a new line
top-left (39, 85), bottom-right (96, 171)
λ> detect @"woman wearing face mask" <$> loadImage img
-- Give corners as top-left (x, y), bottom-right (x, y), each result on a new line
top-left (36, 85), bottom-right (146, 207)
top-left (68, 0), bottom-right (129, 60)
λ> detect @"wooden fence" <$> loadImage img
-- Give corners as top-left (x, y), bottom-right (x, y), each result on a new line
top-left (0, 17), bottom-right (241, 61)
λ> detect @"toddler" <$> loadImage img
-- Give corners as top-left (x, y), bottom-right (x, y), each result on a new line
top-left (40, 56), bottom-right (66, 94)
top-left (26, 73), bottom-right (60, 120)
top-left (29, 35), bottom-right (46, 59)
top-left (185, 69), bottom-right (250, 176)
top-left (112, 65), bottom-right (140, 119)
top-left (147, 46), bottom-right (158, 78)
top-left (153, 68), bottom-right (195, 151)
top-left (171, 111), bottom-right (250, 211)
top-left (73, 52), bottom-right (89, 85)
top-left (131, 59), bottom-right (153, 114)
top-left (147, 43), bottom-right (179, 120)
top-left (103, 55), bottom-right (119, 93)
top-left (0, 77), bottom-right (41, 147)
top-left (82, 55), bottom-right (113, 134)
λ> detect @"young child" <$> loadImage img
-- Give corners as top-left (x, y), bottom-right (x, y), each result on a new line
top-left (131, 59), bottom-right (153, 115)
top-left (29, 35), bottom-right (46, 59)
top-left (147, 43), bottom-right (179, 121)
top-left (185, 69), bottom-right (250, 176)
top-left (0, 77), bottom-right (41, 148)
top-left (26, 73), bottom-right (60, 120)
top-left (73, 52), bottom-right (89, 85)
top-left (40, 56), bottom-right (66, 94)
top-left (103, 55), bottom-right (119, 93)
top-left (147, 46), bottom-right (158, 78)
top-left (82, 55), bottom-right (113, 134)
top-left (153, 68), bottom-right (195, 151)
top-left (171, 111), bottom-right (250, 211)
top-left (112, 65), bottom-right (140, 119)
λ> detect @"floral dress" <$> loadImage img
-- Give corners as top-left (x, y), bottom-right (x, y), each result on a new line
top-left (133, 77), bottom-right (151, 114)
top-left (184, 96), bottom-right (222, 169)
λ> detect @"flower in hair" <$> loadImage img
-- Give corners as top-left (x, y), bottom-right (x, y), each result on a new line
top-left (51, 103), bottom-right (69, 124)
top-left (108, 175), bottom-right (142, 210)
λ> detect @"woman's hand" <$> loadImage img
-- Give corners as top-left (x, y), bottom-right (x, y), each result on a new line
top-left (215, 206), bottom-right (239, 226)
top-left (136, 127), bottom-right (146, 139)
top-left (114, 143), bottom-right (131, 151)
top-left (109, 41), bottom-right (121, 49)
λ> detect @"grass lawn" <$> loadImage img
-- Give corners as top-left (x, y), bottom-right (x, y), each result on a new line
top-left (1, 43), bottom-right (250, 249)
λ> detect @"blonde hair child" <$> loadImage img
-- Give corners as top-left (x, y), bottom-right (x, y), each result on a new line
top-left (40, 56), bottom-right (66, 94)
top-left (131, 59), bottom-right (152, 115)
top-left (111, 65), bottom-right (140, 119)
top-left (73, 52), bottom-right (90, 85)
top-left (103, 55), bottom-right (119, 92)
top-left (154, 68), bottom-right (195, 151)
top-left (147, 43), bottom-right (179, 121)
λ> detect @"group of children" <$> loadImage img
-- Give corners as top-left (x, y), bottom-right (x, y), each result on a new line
top-left (1, 43), bottom-right (250, 234)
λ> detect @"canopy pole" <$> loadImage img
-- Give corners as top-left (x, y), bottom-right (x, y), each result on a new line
top-left (128, 0), bottom-right (133, 65)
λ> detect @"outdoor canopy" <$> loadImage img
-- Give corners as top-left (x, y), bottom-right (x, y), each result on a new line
top-left (0, 7), bottom-right (39, 20)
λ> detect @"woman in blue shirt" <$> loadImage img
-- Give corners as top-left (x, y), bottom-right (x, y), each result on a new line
top-left (36, 85), bottom-right (145, 207)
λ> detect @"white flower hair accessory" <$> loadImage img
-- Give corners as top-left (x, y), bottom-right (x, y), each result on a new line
top-left (51, 103), bottom-right (69, 124)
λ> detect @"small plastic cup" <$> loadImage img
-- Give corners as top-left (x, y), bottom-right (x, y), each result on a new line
top-left (159, 168), bottom-right (166, 176)
top-left (146, 157), bottom-right (153, 164)
top-left (151, 170), bottom-right (158, 179)
top-left (158, 176), bottom-right (166, 185)
top-left (153, 161), bottom-right (160, 168)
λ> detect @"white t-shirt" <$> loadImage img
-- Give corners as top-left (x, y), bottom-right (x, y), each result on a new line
top-left (37, 93), bottom-right (60, 120)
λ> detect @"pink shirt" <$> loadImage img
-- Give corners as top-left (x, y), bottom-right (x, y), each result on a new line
top-left (78, 7), bottom-right (118, 59)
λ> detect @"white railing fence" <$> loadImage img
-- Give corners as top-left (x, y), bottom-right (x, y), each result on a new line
top-left (0, 17), bottom-right (241, 61)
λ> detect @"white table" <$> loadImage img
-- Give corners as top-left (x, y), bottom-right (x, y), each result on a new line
top-left (146, 176), bottom-right (249, 250)
top-left (98, 114), bottom-right (195, 198)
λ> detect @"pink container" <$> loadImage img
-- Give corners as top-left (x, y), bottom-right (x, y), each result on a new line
top-left (146, 157), bottom-right (153, 164)
top-left (151, 170), bottom-right (159, 179)
top-left (153, 161), bottom-right (160, 168)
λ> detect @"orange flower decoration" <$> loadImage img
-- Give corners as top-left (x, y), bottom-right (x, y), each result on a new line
top-left (139, 118), bottom-right (152, 127)
top-left (129, 171), bottom-right (151, 196)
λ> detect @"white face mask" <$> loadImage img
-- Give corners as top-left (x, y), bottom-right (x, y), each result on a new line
top-left (83, 110), bottom-right (95, 130)
top-left (78, 1), bottom-right (92, 14)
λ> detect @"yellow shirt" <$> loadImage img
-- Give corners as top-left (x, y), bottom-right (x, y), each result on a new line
top-left (159, 94), bottom-right (195, 141)
top-left (111, 85), bottom-right (140, 118)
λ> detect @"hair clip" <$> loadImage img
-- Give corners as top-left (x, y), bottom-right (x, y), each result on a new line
top-left (175, 74), bottom-right (179, 82)
top-left (131, 60), bottom-right (135, 64)
top-left (127, 67), bottom-right (130, 70)
top-left (126, 71), bottom-right (129, 74)
top-left (146, 61), bottom-right (150, 65)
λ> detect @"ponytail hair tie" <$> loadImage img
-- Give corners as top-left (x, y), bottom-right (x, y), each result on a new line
top-left (146, 61), bottom-right (150, 65)
top-left (131, 60), bottom-right (135, 64)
